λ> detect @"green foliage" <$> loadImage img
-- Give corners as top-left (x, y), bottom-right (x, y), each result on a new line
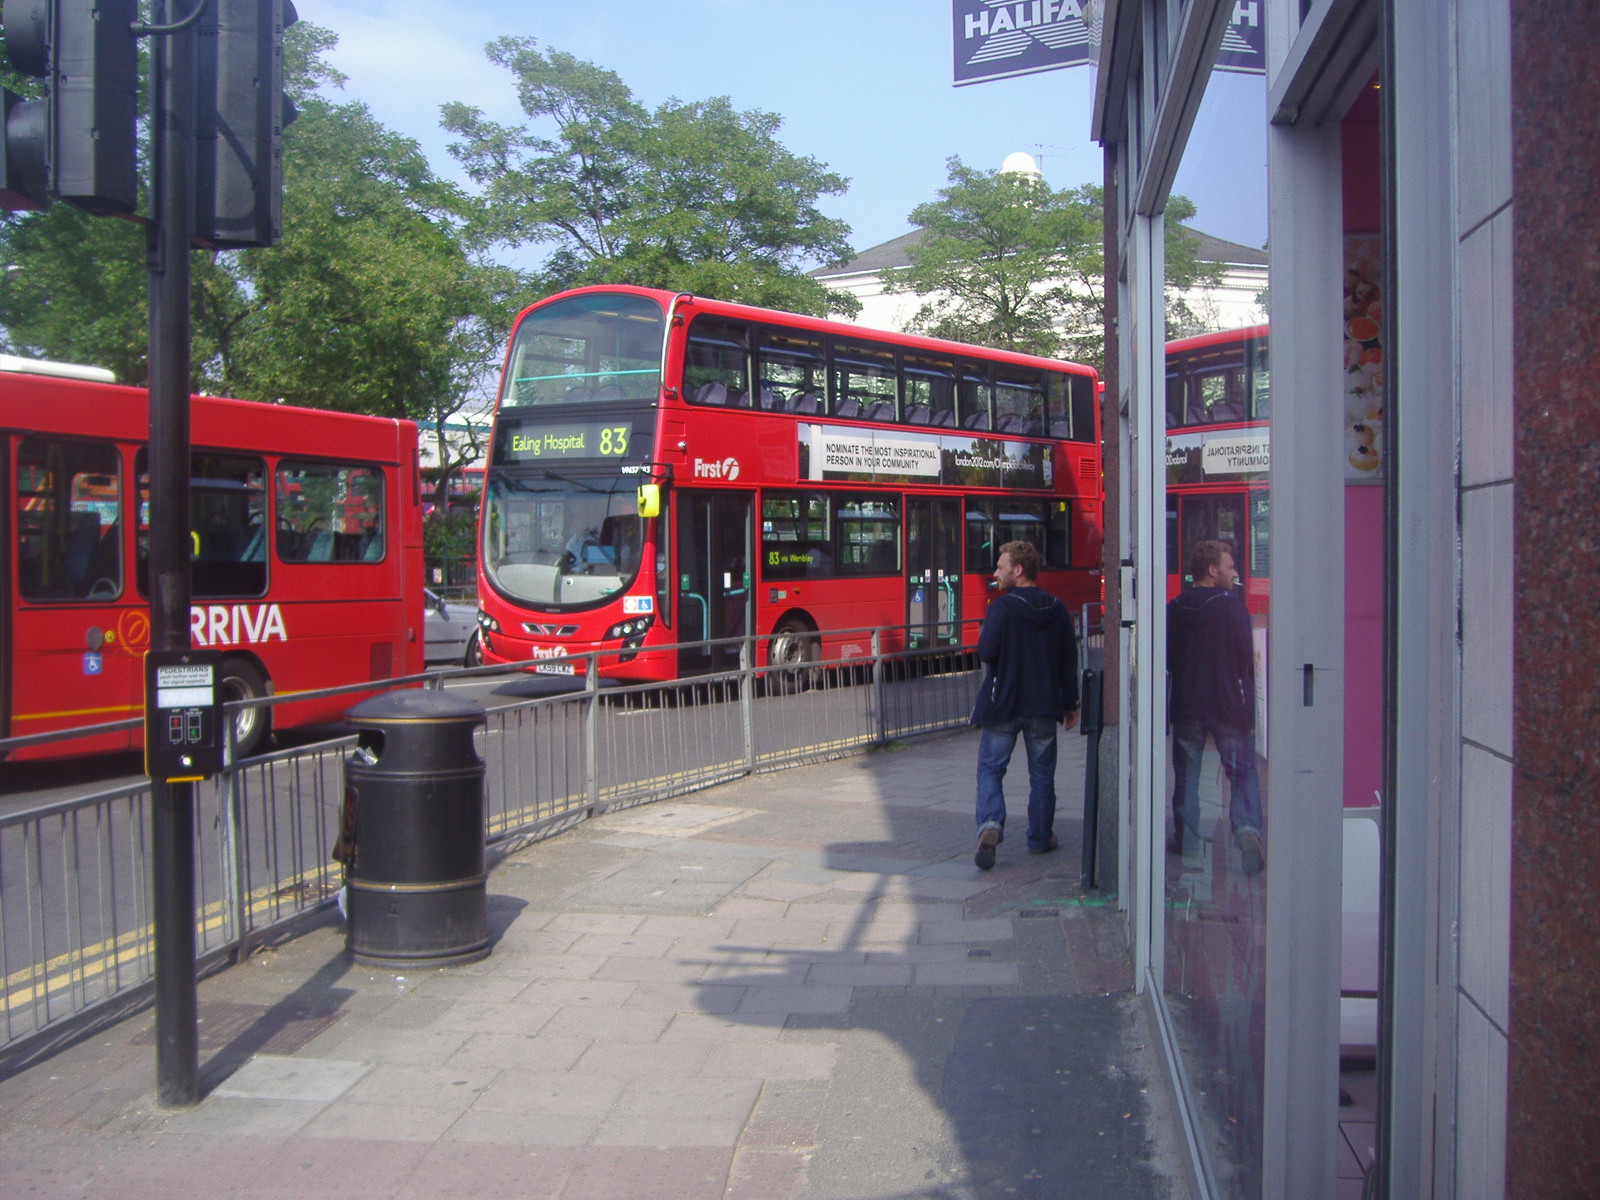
top-left (423, 510), bottom-right (478, 561)
top-left (882, 158), bottom-right (1225, 368)
top-left (882, 158), bottom-right (1103, 362)
top-left (1161, 195), bottom-right (1226, 340)
top-left (0, 23), bottom-right (513, 507)
top-left (443, 38), bottom-right (859, 318)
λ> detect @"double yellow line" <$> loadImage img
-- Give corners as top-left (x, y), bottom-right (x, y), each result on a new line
top-left (2, 870), bottom-right (337, 1014)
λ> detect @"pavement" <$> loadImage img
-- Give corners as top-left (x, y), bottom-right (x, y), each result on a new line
top-left (1, 727), bottom-right (1193, 1200)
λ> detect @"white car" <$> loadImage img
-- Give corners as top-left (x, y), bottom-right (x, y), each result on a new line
top-left (423, 588), bottom-right (481, 667)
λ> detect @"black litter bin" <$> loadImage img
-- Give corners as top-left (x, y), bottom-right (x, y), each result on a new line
top-left (339, 689), bottom-right (489, 968)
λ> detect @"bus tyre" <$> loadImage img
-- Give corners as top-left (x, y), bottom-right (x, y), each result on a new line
top-left (768, 618), bottom-right (820, 695)
top-left (221, 658), bottom-right (270, 760)
top-left (464, 630), bottom-right (483, 668)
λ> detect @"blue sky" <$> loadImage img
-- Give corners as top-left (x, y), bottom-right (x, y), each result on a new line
top-left (310, 1), bottom-right (1267, 263)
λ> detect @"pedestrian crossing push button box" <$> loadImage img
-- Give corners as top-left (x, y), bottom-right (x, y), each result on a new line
top-left (144, 649), bottom-right (226, 781)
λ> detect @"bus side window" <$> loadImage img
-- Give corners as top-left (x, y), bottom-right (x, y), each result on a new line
top-left (275, 460), bottom-right (383, 569)
top-left (756, 328), bottom-right (824, 416)
top-left (145, 452), bottom-right (267, 597)
top-left (684, 318), bottom-right (750, 408)
top-left (965, 499), bottom-right (997, 571)
top-left (904, 355), bottom-right (956, 429)
top-left (994, 367), bottom-right (1044, 435)
top-left (16, 437), bottom-right (123, 602)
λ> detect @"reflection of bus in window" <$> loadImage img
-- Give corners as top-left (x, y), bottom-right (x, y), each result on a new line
top-left (476, 285), bottom-right (1103, 681)
top-left (1165, 324), bottom-right (1271, 613)
top-left (2, 360), bottom-right (425, 760)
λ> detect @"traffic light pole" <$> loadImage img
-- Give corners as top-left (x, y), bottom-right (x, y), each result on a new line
top-left (147, 1), bottom-right (199, 1109)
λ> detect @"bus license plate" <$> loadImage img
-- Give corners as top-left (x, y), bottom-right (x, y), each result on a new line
top-left (534, 660), bottom-right (575, 675)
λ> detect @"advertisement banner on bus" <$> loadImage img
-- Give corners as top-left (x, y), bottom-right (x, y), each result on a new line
top-left (801, 425), bottom-right (1049, 489)
top-left (1166, 429), bottom-right (1271, 485)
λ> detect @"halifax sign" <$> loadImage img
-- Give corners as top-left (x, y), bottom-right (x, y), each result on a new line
top-left (952, 1), bottom-right (1264, 87)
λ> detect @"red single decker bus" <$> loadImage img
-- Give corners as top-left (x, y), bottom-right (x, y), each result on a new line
top-left (1, 358), bottom-right (425, 760)
top-left (475, 286), bottom-right (1103, 681)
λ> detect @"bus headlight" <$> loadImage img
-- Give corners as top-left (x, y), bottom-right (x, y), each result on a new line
top-left (604, 615), bottom-right (654, 641)
top-left (477, 611), bottom-right (501, 633)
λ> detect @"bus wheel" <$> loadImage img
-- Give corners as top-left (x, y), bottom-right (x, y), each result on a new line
top-left (221, 658), bottom-right (270, 759)
top-left (768, 618), bottom-right (820, 694)
top-left (464, 630), bottom-right (483, 668)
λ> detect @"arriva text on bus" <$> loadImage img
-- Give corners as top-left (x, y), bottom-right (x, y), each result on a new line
top-left (190, 604), bottom-right (288, 647)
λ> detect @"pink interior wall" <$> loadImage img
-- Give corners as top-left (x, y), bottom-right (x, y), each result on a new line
top-left (1344, 486), bottom-right (1384, 806)
top-left (1343, 89), bottom-right (1383, 809)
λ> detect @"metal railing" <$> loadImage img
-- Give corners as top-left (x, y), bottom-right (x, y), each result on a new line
top-left (0, 622), bottom-right (994, 1055)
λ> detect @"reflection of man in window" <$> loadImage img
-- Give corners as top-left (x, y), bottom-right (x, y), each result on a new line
top-left (1166, 539), bottom-right (1264, 874)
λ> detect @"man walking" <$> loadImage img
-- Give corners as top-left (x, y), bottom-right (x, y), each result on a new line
top-left (971, 541), bottom-right (1080, 870)
top-left (1167, 539), bottom-right (1265, 874)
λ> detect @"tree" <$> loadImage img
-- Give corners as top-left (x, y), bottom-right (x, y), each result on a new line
top-left (218, 93), bottom-right (520, 510)
top-left (0, 23), bottom-right (513, 511)
top-left (882, 157), bottom-right (1102, 360)
top-left (1161, 195), bottom-right (1227, 341)
top-left (881, 158), bottom-right (1223, 368)
top-left (443, 38), bottom-right (859, 318)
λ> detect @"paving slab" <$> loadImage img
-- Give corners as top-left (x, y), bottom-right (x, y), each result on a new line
top-left (0, 727), bottom-right (1192, 1199)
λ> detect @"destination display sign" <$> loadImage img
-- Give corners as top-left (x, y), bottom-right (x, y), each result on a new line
top-left (497, 419), bottom-right (638, 463)
top-left (1166, 428), bottom-right (1271, 486)
top-left (802, 425), bottom-right (1051, 490)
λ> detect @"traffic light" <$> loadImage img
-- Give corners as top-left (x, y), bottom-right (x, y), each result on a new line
top-left (193, 0), bottom-right (298, 249)
top-left (0, 0), bottom-right (140, 214)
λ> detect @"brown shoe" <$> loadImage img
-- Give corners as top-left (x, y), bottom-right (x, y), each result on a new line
top-left (975, 827), bottom-right (1001, 870)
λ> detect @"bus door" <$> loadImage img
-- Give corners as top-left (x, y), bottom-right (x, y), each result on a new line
top-left (675, 491), bottom-right (752, 676)
top-left (9, 436), bottom-right (140, 752)
top-left (905, 497), bottom-right (962, 649)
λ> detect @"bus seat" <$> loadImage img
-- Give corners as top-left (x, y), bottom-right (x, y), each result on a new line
top-left (362, 535), bottom-right (384, 562)
top-left (905, 405), bottom-right (931, 425)
top-left (835, 397), bottom-right (862, 419)
top-left (85, 522), bottom-right (120, 587)
top-left (931, 409), bottom-right (956, 427)
top-left (591, 384), bottom-right (622, 402)
top-left (562, 386), bottom-right (593, 403)
top-left (694, 381), bottom-right (728, 405)
top-left (725, 389), bottom-right (750, 408)
top-left (306, 529), bottom-right (334, 561)
top-left (759, 387), bottom-right (781, 410)
top-left (962, 411), bottom-right (992, 430)
top-left (63, 511), bottom-right (102, 588)
top-left (792, 392), bottom-right (821, 414)
top-left (864, 400), bottom-right (896, 421)
top-left (996, 414), bottom-right (1027, 433)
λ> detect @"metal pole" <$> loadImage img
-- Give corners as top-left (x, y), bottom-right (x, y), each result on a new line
top-left (584, 653), bottom-right (599, 809)
top-left (147, 1), bottom-right (198, 1108)
top-left (739, 637), bottom-right (754, 775)
top-left (1079, 669), bottom-right (1105, 890)
top-left (872, 630), bottom-right (886, 745)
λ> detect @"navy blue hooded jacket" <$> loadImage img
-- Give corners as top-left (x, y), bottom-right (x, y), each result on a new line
top-left (1167, 585), bottom-right (1256, 729)
top-left (971, 586), bottom-right (1079, 725)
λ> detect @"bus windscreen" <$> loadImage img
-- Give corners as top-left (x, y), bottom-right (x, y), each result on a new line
top-left (482, 475), bottom-right (644, 608)
top-left (499, 292), bottom-right (665, 408)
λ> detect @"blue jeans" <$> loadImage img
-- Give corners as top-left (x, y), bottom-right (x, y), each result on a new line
top-left (1171, 719), bottom-right (1263, 850)
top-left (975, 716), bottom-right (1059, 849)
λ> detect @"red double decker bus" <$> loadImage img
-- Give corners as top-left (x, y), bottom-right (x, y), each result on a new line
top-left (474, 286), bottom-right (1103, 681)
top-left (1165, 324), bottom-right (1271, 612)
top-left (1, 359), bottom-right (425, 760)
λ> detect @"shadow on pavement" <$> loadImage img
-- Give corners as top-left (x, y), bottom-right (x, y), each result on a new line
top-left (692, 745), bottom-right (1178, 1200)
